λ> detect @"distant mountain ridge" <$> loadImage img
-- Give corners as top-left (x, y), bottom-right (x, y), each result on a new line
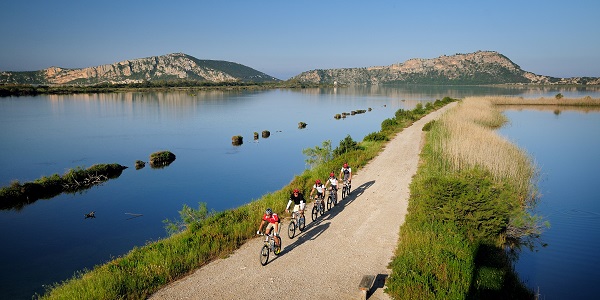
top-left (0, 53), bottom-right (279, 85)
top-left (291, 51), bottom-right (600, 85)
top-left (2, 51), bottom-right (599, 86)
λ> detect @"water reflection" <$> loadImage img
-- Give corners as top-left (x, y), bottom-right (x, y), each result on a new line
top-left (1, 87), bottom-right (599, 299)
top-left (498, 108), bottom-right (600, 299)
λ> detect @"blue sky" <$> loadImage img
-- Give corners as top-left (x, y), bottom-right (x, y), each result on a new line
top-left (1, 0), bottom-right (599, 80)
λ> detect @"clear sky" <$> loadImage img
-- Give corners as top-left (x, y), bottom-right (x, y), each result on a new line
top-left (1, 0), bottom-right (599, 80)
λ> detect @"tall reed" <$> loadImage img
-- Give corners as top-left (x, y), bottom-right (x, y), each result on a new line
top-left (487, 96), bottom-right (600, 106)
top-left (431, 97), bottom-right (536, 201)
top-left (387, 96), bottom-right (540, 299)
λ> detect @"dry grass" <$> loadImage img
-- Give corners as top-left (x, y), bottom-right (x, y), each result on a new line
top-left (487, 96), bottom-right (600, 106)
top-left (432, 97), bottom-right (536, 199)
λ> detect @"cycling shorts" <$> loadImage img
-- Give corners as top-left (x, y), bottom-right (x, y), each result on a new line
top-left (293, 203), bottom-right (305, 212)
top-left (266, 222), bottom-right (278, 232)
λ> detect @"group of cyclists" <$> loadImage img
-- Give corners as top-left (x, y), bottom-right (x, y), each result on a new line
top-left (257, 163), bottom-right (352, 246)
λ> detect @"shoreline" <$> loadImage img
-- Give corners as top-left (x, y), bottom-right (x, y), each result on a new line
top-left (148, 103), bottom-right (456, 299)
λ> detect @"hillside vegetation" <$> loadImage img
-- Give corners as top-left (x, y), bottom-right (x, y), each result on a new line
top-left (3, 51), bottom-right (600, 88)
top-left (0, 53), bottom-right (279, 85)
top-left (291, 51), bottom-right (600, 85)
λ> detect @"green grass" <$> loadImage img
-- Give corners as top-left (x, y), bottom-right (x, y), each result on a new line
top-left (386, 97), bottom-right (542, 299)
top-left (39, 97), bottom-right (457, 299)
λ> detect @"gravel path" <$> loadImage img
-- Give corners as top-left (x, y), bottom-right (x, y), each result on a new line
top-left (150, 103), bottom-right (455, 300)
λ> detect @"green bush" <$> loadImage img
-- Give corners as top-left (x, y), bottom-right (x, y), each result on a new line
top-left (363, 132), bottom-right (389, 142)
top-left (422, 120), bottom-right (436, 131)
top-left (381, 118), bottom-right (398, 132)
top-left (333, 135), bottom-right (360, 157)
top-left (414, 169), bottom-right (515, 241)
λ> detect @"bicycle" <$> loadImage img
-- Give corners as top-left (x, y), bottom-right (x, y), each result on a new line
top-left (258, 230), bottom-right (281, 266)
top-left (311, 195), bottom-right (325, 221)
top-left (341, 179), bottom-right (351, 199)
top-left (288, 210), bottom-right (306, 239)
top-left (327, 186), bottom-right (337, 210)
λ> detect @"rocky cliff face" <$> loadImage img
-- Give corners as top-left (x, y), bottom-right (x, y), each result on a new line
top-left (0, 53), bottom-right (279, 85)
top-left (292, 51), bottom-right (600, 85)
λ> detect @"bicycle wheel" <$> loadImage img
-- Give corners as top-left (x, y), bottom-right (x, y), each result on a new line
top-left (326, 195), bottom-right (332, 210)
top-left (288, 220), bottom-right (296, 239)
top-left (342, 186), bottom-right (347, 199)
top-left (299, 215), bottom-right (306, 231)
top-left (311, 206), bottom-right (318, 222)
top-left (333, 192), bottom-right (338, 206)
top-left (260, 244), bottom-right (270, 266)
top-left (273, 236), bottom-right (282, 255)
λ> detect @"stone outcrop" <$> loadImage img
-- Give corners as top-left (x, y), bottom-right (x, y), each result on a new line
top-left (291, 50), bottom-right (600, 85)
top-left (0, 53), bottom-right (279, 85)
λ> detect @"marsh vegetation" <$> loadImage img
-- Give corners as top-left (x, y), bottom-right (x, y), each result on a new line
top-left (0, 164), bottom-right (126, 210)
top-left (38, 97), bottom-right (456, 299)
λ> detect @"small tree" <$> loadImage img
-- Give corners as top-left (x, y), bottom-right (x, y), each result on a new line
top-left (163, 202), bottom-right (213, 235)
top-left (333, 135), bottom-right (360, 157)
top-left (555, 93), bottom-right (564, 99)
top-left (302, 140), bottom-right (333, 169)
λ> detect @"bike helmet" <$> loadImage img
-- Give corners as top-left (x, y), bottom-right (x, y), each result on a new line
top-left (293, 189), bottom-right (299, 193)
top-left (265, 208), bottom-right (272, 214)
top-left (343, 163), bottom-right (348, 168)
top-left (315, 179), bottom-right (321, 184)
top-left (330, 172), bottom-right (335, 177)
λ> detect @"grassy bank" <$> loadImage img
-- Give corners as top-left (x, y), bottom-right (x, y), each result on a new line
top-left (386, 96), bottom-right (549, 299)
top-left (0, 164), bottom-right (127, 211)
top-left (39, 97), bottom-right (456, 299)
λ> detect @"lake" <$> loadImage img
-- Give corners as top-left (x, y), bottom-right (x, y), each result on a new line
top-left (498, 107), bottom-right (600, 299)
top-left (1, 85), bottom-right (599, 299)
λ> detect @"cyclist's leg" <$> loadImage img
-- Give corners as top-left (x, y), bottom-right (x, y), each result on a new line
top-left (265, 223), bottom-right (274, 241)
top-left (273, 223), bottom-right (281, 246)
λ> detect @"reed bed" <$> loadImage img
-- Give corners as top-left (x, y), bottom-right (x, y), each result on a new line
top-left (387, 96), bottom-right (539, 299)
top-left (487, 95), bottom-right (600, 106)
top-left (431, 97), bottom-right (536, 199)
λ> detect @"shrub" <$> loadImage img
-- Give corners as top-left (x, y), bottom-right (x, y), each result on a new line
top-left (302, 140), bottom-right (333, 169)
top-left (422, 120), bottom-right (436, 131)
top-left (333, 135), bottom-right (360, 157)
top-left (150, 151), bottom-right (176, 163)
top-left (395, 109), bottom-right (416, 121)
top-left (363, 132), bottom-right (388, 142)
top-left (381, 118), bottom-right (398, 131)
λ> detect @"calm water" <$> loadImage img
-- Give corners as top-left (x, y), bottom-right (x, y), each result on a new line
top-left (1, 85), bottom-right (599, 299)
top-left (498, 108), bottom-right (600, 299)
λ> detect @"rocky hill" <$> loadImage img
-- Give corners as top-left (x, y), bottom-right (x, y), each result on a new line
top-left (291, 51), bottom-right (600, 85)
top-left (0, 53), bottom-right (279, 85)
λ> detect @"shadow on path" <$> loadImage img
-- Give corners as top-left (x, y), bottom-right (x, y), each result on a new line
top-left (367, 274), bottom-right (388, 299)
top-left (279, 180), bottom-right (376, 255)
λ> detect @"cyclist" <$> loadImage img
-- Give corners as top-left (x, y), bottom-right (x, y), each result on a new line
top-left (257, 208), bottom-right (280, 246)
top-left (286, 188), bottom-right (306, 218)
top-left (339, 163), bottom-right (352, 190)
top-left (324, 172), bottom-right (338, 204)
top-left (309, 179), bottom-right (326, 208)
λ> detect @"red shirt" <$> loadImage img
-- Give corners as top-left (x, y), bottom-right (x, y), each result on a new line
top-left (262, 213), bottom-right (279, 224)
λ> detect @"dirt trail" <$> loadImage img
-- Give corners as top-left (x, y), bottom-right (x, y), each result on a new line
top-left (150, 103), bottom-right (455, 300)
